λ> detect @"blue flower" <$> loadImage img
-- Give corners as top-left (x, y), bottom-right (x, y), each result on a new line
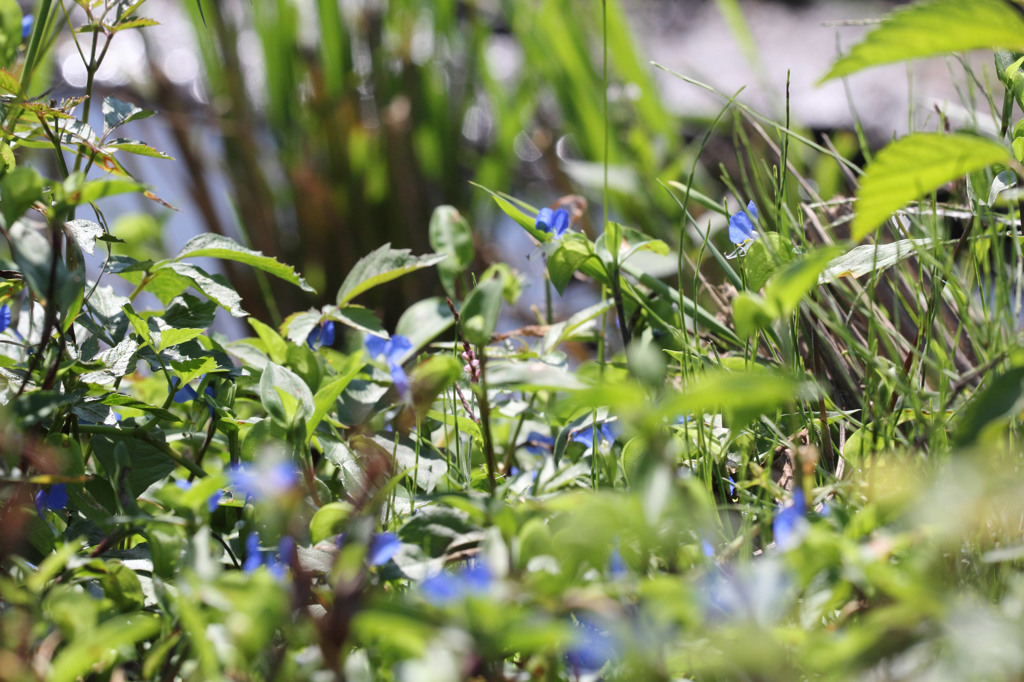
top-left (420, 562), bottom-right (492, 605)
top-left (21, 15), bottom-right (32, 42)
top-left (229, 461), bottom-right (298, 501)
top-left (367, 532), bottom-right (401, 566)
top-left (523, 431), bottom-right (554, 454)
top-left (772, 488), bottom-right (808, 550)
top-left (728, 200), bottom-right (759, 246)
top-left (0, 305), bottom-right (10, 334)
top-left (34, 484), bottom-right (67, 516)
top-left (365, 334), bottom-right (413, 397)
top-left (571, 421), bottom-right (618, 449)
top-left (535, 207), bottom-right (570, 240)
top-left (566, 614), bottom-right (619, 673)
top-left (243, 533), bottom-right (292, 579)
top-left (306, 320), bottom-right (336, 349)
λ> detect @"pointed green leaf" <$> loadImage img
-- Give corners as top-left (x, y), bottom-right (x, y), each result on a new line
top-left (335, 243), bottom-right (445, 305)
top-left (852, 133), bottom-right (1009, 240)
top-left (165, 262), bottom-right (246, 317)
top-left (821, 0), bottom-right (1024, 82)
top-left (49, 613), bottom-right (161, 682)
top-left (102, 96), bottom-right (155, 136)
top-left (171, 233), bottom-right (313, 292)
top-left (819, 238), bottom-right (937, 282)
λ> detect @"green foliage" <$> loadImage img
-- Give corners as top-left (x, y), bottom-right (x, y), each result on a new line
top-left (8, 1), bottom-right (1024, 681)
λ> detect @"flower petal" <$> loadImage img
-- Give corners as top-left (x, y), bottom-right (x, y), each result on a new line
top-left (535, 207), bottom-right (556, 233)
top-left (367, 532), bottom-right (401, 566)
top-left (728, 210), bottom-right (757, 245)
top-left (550, 208), bottom-right (570, 239)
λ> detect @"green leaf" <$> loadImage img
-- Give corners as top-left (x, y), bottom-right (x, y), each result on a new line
top-left (732, 291), bottom-right (777, 340)
top-left (66, 177), bottom-right (147, 206)
top-left (459, 277), bottom-right (504, 346)
top-left (409, 355), bottom-right (462, 415)
top-left (310, 501), bottom-right (353, 544)
top-left (0, 166), bottom-right (43, 228)
top-left (0, 0), bottom-right (21, 68)
top-left (485, 360), bottom-right (586, 391)
top-left (260, 361), bottom-right (314, 428)
top-left (547, 234), bottom-right (595, 295)
top-left (395, 297), bottom-right (455, 353)
top-left (64, 219), bottom-right (104, 255)
top-left (542, 300), bottom-right (613, 355)
top-left (661, 369), bottom-right (816, 432)
top-left (102, 139), bottom-right (174, 160)
top-left (50, 613), bottom-right (161, 682)
top-left (249, 317), bottom-right (288, 363)
top-left (101, 393), bottom-right (181, 423)
top-left (764, 246), bottom-right (841, 315)
top-left (955, 366), bottom-right (1024, 445)
top-left (306, 354), bottom-right (363, 440)
top-left (820, 0), bottom-right (1024, 82)
top-left (170, 233), bottom-right (313, 292)
top-left (9, 220), bottom-right (77, 309)
top-left (328, 305), bottom-right (386, 337)
top-left (744, 233), bottom-right (796, 292)
top-left (156, 327), bottom-right (205, 352)
top-left (472, 182), bottom-right (545, 240)
top-left (429, 205), bottom-right (474, 297)
top-left (165, 261), bottom-right (246, 317)
top-left (819, 238), bottom-right (936, 283)
top-left (102, 97), bottom-right (155, 136)
top-left (335, 243), bottom-right (446, 305)
top-left (852, 133), bottom-right (1009, 240)
top-left (169, 356), bottom-right (218, 386)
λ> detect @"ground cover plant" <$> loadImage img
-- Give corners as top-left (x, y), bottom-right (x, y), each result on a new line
top-left (6, 0), bottom-right (1024, 680)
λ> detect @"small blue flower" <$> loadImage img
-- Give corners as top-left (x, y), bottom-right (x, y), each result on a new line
top-left (535, 207), bottom-right (571, 240)
top-left (306, 320), bottom-right (336, 349)
top-left (420, 562), bottom-right (492, 605)
top-left (566, 614), bottom-right (619, 673)
top-left (367, 532), bottom-right (401, 566)
top-left (229, 461), bottom-right (298, 501)
top-left (523, 431), bottom-right (555, 454)
top-left (242, 533), bottom-right (292, 578)
top-left (21, 15), bottom-right (32, 42)
top-left (365, 334), bottom-right (413, 397)
top-left (728, 200), bottom-right (759, 246)
top-left (772, 488), bottom-right (808, 550)
top-left (34, 484), bottom-right (68, 516)
top-left (608, 545), bottom-right (627, 578)
top-left (701, 539), bottom-right (715, 558)
top-left (172, 377), bottom-right (216, 417)
top-left (571, 421), bottom-right (618, 449)
top-left (0, 305), bottom-right (10, 334)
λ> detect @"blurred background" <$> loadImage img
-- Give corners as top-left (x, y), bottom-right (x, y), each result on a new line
top-left (27, 0), bottom-right (978, 334)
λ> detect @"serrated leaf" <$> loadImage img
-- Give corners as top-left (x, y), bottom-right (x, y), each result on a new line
top-left (819, 238), bottom-right (936, 282)
top-left (0, 67), bottom-right (18, 94)
top-left (171, 233), bottom-right (313, 292)
top-left (335, 243), bottom-right (445, 305)
top-left (169, 356), bottom-right (218, 386)
top-left (102, 139), bottom-right (174, 160)
top-left (157, 327), bottom-right (205, 352)
top-left (852, 133), bottom-right (1009, 240)
top-left (165, 262), bottom-right (246, 317)
top-left (100, 393), bottom-right (180, 423)
top-left (820, 0), bottom-right (1024, 82)
top-left (0, 142), bottom-right (14, 171)
top-left (80, 337), bottom-right (139, 385)
top-left (102, 97), bottom-right (155, 136)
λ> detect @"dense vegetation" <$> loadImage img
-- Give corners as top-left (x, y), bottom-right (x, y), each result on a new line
top-left (4, 0), bottom-right (1024, 680)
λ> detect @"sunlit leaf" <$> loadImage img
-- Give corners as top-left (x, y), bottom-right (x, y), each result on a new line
top-left (820, 0), bottom-right (1024, 82)
top-left (852, 133), bottom-right (1008, 240)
